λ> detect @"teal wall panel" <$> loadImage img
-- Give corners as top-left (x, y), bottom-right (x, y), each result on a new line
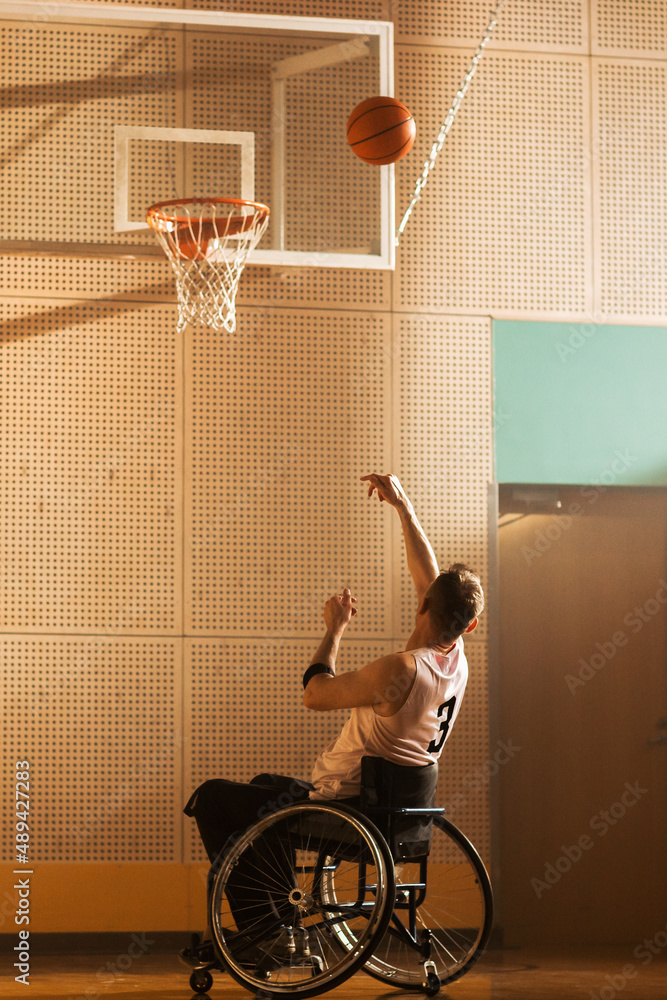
top-left (493, 321), bottom-right (667, 486)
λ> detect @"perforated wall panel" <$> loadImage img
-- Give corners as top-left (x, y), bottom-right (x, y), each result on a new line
top-left (394, 48), bottom-right (591, 316)
top-left (395, 0), bottom-right (587, 52)
top-left (393, 314), bottom-right (492, 643)
top-left (594, 59), bottom-right (667, 319)
top-left (237, 267), bottom-right (391, 313)
top-left (1, 636), bottom-right (182, 861)
top-left (594, 1), bottom-right (667, 57)
top-left (184, 638), bottom-right (394, 861)
top-left (0, 21), bottom-right (182, 245)
top-left (0, 299), bottom-right (182, 633)
top-left (189, 0), bottom-right (390, 20)
top-left (186, 308), bottom-right (392, 636)
top-left (0, 258), bottom-right (174, 301)
top-left (86, 0), bottom-right (181, 5)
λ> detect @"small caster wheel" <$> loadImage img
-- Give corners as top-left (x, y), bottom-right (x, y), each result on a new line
top-left (423, 971), bottom-right (440, 996)
top-left (189, 967), bottom-right (213, 994)
top-left (310, 956), bottom-right (324, 976)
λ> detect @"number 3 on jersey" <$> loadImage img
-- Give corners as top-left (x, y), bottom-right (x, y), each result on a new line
top-left (428, 696), bottom-right (457, 755)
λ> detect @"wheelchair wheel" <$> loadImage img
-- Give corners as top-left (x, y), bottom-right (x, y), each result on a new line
top-left (208, 801), bottom-right (395, 998)
top-left (189, 968), bottom-right (213, 994)
top-left (356, 817), bottom-right (493, 990)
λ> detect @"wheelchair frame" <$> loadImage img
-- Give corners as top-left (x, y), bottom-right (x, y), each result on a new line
top-left (187, 798), bottom-right (493, 998)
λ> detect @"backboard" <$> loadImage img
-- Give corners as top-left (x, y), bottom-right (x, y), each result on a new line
top-left (0, 2), bottom-right (395, 268)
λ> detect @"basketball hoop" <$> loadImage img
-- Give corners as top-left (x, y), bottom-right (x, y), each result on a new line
top-left (146, 197), bottom-right (270, 333)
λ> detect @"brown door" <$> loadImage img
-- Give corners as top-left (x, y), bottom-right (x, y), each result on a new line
top-left (497, 487), bottom-right (667, 945)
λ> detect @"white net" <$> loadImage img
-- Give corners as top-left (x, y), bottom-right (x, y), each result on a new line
top-left (146, 199), bottom-right (270, 333)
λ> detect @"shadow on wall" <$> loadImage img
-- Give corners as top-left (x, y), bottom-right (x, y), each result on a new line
top-left (0, 288), bottom-right (176, 343)
top-left (0, 32), bottom-right (179, 172)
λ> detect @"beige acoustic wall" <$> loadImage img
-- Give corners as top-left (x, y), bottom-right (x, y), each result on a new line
top-left (1, 0), bottom-right (666, 936)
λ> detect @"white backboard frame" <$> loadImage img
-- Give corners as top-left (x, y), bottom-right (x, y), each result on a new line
top-left (0, 2), bottom-right (395, 270)
top-left (114, 126), bottom-right (256, 233)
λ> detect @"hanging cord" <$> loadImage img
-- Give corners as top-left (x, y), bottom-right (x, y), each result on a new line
top-left (395, 0), bottom-right (507, 246)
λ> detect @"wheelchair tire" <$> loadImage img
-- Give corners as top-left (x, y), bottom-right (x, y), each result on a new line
top-left (357, 816), bottom-right (493, 990)
top-left (208, 801), bottom-right (395, 998)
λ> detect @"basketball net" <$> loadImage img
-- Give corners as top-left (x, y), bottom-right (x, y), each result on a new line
top-left (146, 198), bottom-right (270, 333)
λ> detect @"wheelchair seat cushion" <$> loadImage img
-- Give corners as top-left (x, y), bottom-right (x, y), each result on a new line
top-left (359, 756), bottom-right (439, 860)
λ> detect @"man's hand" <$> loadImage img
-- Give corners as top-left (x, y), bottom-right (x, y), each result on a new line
top-left (323, 587), bottom-right (357, 634)
top-left (360, 473), bottom-right (412, 512)
top-left (306, 589), bottom-right (357, 680)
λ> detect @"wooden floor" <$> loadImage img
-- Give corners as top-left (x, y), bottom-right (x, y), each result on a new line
top-left (1, 948), bottom-right (666, 999)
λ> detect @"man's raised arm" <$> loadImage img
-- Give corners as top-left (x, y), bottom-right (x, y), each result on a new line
top-left (361, 473), bottom-right (439, 602)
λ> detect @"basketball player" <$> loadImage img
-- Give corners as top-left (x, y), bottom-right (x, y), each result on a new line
top-left (182, 472), bottom-right (483, 966)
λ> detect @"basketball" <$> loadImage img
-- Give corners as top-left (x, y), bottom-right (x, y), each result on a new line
top-left (347, 96), bottom-right (416, 165)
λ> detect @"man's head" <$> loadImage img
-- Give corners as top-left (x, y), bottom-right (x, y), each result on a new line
top-left (420, 563), bottom-right (484, 645)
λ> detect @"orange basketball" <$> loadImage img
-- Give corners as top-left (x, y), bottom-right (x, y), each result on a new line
top-left (347, 96), bottom-right (416, 165)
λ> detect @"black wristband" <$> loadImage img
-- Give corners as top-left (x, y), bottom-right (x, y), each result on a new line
top-left (303, 662), bottom-right (335, 689)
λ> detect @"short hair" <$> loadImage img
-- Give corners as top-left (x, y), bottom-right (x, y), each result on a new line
top-left (424, 563), bottom-right (484, 643)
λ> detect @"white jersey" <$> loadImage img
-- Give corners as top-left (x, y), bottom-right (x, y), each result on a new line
top-left (310, 639), bottom-right (468, 800)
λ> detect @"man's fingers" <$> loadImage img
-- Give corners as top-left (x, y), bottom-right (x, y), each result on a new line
top-left (339, 588), bottom-right (357, 618)
top-left (361, 473), bottom-right (382, 498)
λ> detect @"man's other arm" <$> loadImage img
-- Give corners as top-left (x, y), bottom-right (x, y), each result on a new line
top-left (361, 473), bottom-right (439, 602)
top-left (304, 652), bottom-right (414, 713)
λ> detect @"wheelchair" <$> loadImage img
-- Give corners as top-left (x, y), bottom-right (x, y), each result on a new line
top-left (187, 758), bottom-right (493, 998)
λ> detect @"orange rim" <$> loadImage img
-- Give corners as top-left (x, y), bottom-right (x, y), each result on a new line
top-left (147, 197), bottom-right (270, 236)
